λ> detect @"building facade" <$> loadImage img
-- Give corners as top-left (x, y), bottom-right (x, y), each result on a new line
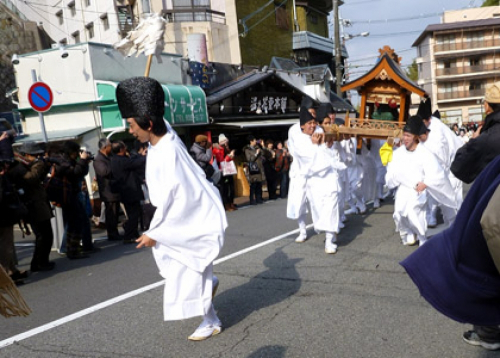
top-left (5, 0), bottom-right (133, 46)
top-left (413, 6), bottom-right (500, 125)
top-left (0, 1), bottom-right (48, 115)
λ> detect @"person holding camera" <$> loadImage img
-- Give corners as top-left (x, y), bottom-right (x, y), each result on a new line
top-left (11, 142), bottom-right (55, 271)
top-left (0, 132), bottom-right (29, 283)
top-left (93, 138), bottom-right (122, 241)
top-left (243, 135), bottom-right (265, 205)
top-left (54, 141), bottom-right (93, 259)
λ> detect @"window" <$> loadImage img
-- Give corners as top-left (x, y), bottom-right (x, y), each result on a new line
top-left (469, 81), bottom-right (483, 91)
top-left (72, 30), bottom-right (80, 43)
top-left (275, 5), bottom-right (289, 30)
top-left (469, 56), bottom-right (481, 66)
top-left (172, 0), bottom-right (211, 21)
top-left (100, 13), bottom-right (109, 30)
top-left (442, 109), bottom-right (462, 123)
top-left (86, 22), bottom-right (94, 39)
top-left (437, 34), bottom-right (455, 45)
top-left (469, 107), bottom-right (483, 122)
top-left (56, 10), bottom-right (63, 25)
top-left (467, 31), bottom-right (484, 42)
top-left (117, 5), bottom-right (134, 33)
top-left (85, 0), bottom-right (91, 6)
top-left (68, 1), bottom-right (76, 16)
top-left (442, 82), bottom-right (458, 93)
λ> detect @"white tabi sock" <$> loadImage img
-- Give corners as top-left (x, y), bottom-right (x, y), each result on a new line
top-left (200, 304), bottom-right (221, 328)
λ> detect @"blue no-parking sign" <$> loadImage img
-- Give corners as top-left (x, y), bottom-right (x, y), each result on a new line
top-left (28, 82), bottom-right (53, 113)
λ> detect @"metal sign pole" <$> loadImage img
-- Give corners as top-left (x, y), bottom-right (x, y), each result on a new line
top-left (31, 69), bottom-right (48, 143)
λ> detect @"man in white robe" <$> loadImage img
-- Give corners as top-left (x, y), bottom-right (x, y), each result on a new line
top-left (344, 137), bottom-right (366, 214)
top-left (385, 116), bottom-right (455, 246)
top-left (369, 139), bottom-right (387, 208)
top-left (287, 106), bottom-right (340, 253)
top-left (116, 77), bottom-right (227, 341)
top-left (417, 97), bottom-right (464, 227)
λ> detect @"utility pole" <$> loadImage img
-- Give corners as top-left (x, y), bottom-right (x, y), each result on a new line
top-left (334, 0), bottom-right (343, 96)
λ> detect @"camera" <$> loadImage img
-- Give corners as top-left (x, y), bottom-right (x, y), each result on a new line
top-left (80, 149), bottom-right (94, 161)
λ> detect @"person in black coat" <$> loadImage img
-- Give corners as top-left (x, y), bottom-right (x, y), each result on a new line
top-left (93, 138), bottom-right (122, 241)
top-left (0, 132), bottom-right (28, 283)
top-left (54, 141), bottom-right (92, 259)
top-left (451, 82), bottom-right (500, 183)
top-left (110, 141), bottom-right (146, 243)
top-left (13, 142), bottom-right (55, 271)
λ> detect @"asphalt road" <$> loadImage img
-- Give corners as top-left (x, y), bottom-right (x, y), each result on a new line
top-left (1, 196), bottom-right (498, 358)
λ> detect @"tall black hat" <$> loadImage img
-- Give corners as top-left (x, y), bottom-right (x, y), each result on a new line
top-left (417, 94), bottom-right (432, 120)
top-left (116, 77), bottom-right (165, 119)
top-left (316, 103), bottom-right (334, 122)
top-left (300, 106), bottom-right (315, 126)
top-left (404, 115), bottom-right (425, 136)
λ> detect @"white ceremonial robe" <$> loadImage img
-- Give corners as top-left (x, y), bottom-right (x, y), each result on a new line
top-left (287, 126), bottom-right (338, 233)
top-left (306, 144), bottom-right (339, 233)
top-left (146, 130), bottom-right (227, 321)
top-left (344, 138), bottom-right (364, 208)
top-left (360, 140), bottom-right (377, 203)
top-left (385, 144), bottom-right (455, 237)
top-left (426, 117), bottom-right (464, 207)
top-left (334, 141), bottom-right (349, 219)
top-left (286, 123), bottom-right (324, 219)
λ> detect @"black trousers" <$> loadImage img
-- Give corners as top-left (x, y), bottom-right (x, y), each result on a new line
top-left (30, 219), bottom-right (54, 267)
top-left (123, 201), bottom-right (141, 241)
top-left (249, 181), bottom-right (263, 204)
top-left (62, 197), bottom-right (85, 256)
top-left (104, 201), bottom-right (121, 240)
top-left (221, 176), bottom-right (235, 205)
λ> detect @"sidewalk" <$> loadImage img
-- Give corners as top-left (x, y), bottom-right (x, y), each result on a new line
top-left (14, 194), bottom-right (271, 248)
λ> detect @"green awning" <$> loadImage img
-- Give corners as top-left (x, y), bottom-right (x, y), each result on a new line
top-left (96, 81), bottom-right (209, 131)
top-left (96, 82), bottom-right (124, 131)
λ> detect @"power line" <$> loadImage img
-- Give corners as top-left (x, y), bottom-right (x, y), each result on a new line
top-left (348, 12), bottom-right (444, 25)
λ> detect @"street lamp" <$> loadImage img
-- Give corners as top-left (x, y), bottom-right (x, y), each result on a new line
top-left (343, 32), bottom-right (370, 41)
top-left (11, 54), bottom-right (42, 65)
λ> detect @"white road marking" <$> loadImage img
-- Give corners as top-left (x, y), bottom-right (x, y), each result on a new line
top-left (0, 224), bottom-right (312, 349)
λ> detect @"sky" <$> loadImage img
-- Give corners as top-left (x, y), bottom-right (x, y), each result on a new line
top-left (338, 0), bottom-right (482, 92)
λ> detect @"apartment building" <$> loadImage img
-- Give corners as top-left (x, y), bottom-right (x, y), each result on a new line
top-left (4, 0), bottom-right (136, 46)
top-left (148, 0), bottom-right (343, 70)
top-left (413, 6), bottom-right (500, 125)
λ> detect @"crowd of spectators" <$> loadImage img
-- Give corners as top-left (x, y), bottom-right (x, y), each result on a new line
top-left (1, 128), bottom-right (291, 286)
top-left (0, 132), bottom-right (150, 285)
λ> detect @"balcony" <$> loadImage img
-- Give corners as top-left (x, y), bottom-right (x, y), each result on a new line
top-left (162, 8), bottom-right (225, 24)
top-left (435, 39), bottom-right (500, 53)
top-left (437, 89), bottom-right (484, 101)
top-left (436, 63), bottom-right (500, 77)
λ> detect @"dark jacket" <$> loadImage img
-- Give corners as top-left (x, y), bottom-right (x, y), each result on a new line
top-left (275, 148), bottom-right (291, 172)
top-left (54, 154), bottom-right (90, 196)
top-left (110, 154), bottom-right (145, 203)
top-left (243, 144), bottom-right (266, 183)
top-left (93, 151), bottom-right (120, 202)
top-left (7, 159), bottom-right (52, 223)
top-left (401, 155), bottom-right (500, 326)
top-left (0, 174), bottom-right (18, 227)
top-left (451, 110), bottom-right (500, 183)
top-left (189, 143), bottom-right (213, 173)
